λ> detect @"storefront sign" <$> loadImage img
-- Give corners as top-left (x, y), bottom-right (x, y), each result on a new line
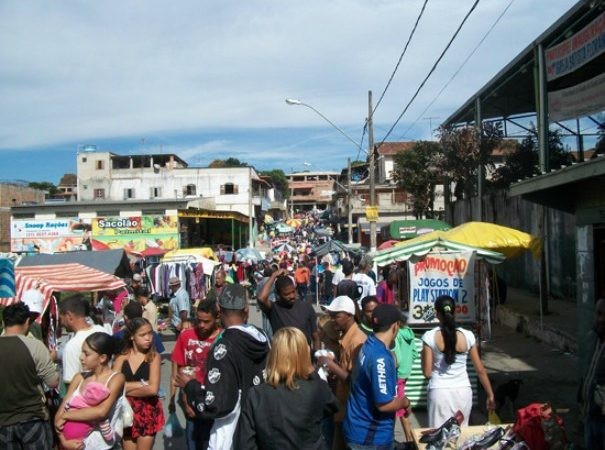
top-left (408, 251), bottom-right (475, 324)
top-left (91, 215), bottom-right (179, 252)
top-left (178, 210), bottom-right (249, 223)
top-left (11, 218), bottom-right (92, 253)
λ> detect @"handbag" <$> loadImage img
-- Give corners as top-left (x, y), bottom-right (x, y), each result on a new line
top-left (122, 396), bottom-right (134, 428)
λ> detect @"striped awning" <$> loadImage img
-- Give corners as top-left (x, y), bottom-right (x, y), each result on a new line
top-left (0, 263), bottom-right (126, 314)
top-left (372, 237), bottom-right (506, 266)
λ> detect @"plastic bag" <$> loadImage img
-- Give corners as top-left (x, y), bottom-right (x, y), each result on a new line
top-left (488, 410), bottom-right (502, 425)
top-left (513, 403), bottom-right (565, 450)
top-left (164, 412), bottom-right (184, 439)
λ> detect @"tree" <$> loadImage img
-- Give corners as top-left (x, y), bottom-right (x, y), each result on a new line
top-left (392, 141), bottom-right (442, 219)
top-left (437, 122), bottom-right (502, 199)
top-left (260, 169), bottom-right (289, 198)
top-left (593, 116), bottom-right (605, 157)
top-left (208, 157), bottom-right (249, 168)
top-left (491, 127), bottom-right (574, 189)
top-left (28, 181), bottom-right (58, 196)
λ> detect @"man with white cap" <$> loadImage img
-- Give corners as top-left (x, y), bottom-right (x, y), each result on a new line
top-left (168, 276), bottom-right (190, 336)
top-left (20, 281), bottom-right (45, 341)
top-left (318, 295), bottom-right (367, 449)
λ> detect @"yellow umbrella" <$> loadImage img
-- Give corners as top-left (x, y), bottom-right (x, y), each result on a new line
top-left (286, 218), bottom-right (302, 228)
top-left (441, 222), bottom-right (541, 259)
top-left (164, 247), bottom-right (217, 261)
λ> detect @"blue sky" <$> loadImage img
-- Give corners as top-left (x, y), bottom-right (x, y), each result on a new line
top-left (0, 0), bottom-right (586, 183)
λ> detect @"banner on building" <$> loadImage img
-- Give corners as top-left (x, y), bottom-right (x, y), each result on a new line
top-left (91, 215), bottom-right (179, 252)
top-left (545, 12), bottom-right (605, 81)
top-left (546, 11), bottom-right (605, 120)
top-left (407, 251), bottom-right (476, 324)
top-left (11, 219), bottom-right (92, 253)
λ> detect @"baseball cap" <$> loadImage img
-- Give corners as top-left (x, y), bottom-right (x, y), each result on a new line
top-left (21, 288), bottom-right (43, 314)
top-left (321, 295), bottom-right (356, 316)
top-left (218, 284), bottom-right (247, 310)
top-left (132, 273), bottom-right (142, 282)
top-left (371, 304), bottom-right (402, 328)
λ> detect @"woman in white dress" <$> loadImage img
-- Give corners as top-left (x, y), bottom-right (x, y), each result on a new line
top-left (421, 295), bottom-right (495, 427)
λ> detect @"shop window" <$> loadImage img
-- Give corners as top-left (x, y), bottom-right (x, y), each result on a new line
top-left (123, 188), bottom-right (135, 199)
top-left (184, 184), bottom-right (197, 196)
top-left (96, 160), bottom-right (104, 170)
top-left (221, 183), bottom-right (238, 195)
top-left (93, 188), bottom-right (105, 199)
top-left (150, 187), bottom-right (162, 199)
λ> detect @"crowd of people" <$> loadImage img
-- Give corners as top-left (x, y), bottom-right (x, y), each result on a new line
top-left (1, 211), bottom-right (602, 450)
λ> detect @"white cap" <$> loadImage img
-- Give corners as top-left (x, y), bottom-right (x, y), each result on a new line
top-left (321, 295), bottom-right (356, 316)
top-left (132, 273), bottom-right (142, 282)
top-left (21, 288), bottom-right (44, 314)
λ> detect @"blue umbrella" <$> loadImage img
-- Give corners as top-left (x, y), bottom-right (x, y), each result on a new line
top-left (235, 248), bottom-right (263, 263)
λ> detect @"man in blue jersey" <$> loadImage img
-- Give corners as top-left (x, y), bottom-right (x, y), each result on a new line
top-left (343, 304), bottom-right (411, 450)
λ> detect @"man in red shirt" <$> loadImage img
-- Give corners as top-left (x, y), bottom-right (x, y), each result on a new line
top-left (170, 298), bottom-right (221, 450)
top-left (294, 262), bottom-right (311, 302)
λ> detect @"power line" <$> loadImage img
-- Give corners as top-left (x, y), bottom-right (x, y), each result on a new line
top-left (377, 0), bottom-right (481, 147)
top-left (355, 122), bottom-right (368, 162)
top-left (373, 0), bottom-right (430, 115)
top-left (398, 0), bottom-right (515, 140)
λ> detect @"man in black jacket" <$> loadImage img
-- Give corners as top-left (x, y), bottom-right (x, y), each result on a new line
top-left (177, 284), bottom-right (270, 450)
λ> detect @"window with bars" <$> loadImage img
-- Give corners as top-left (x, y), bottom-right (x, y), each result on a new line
top-left (123, 188), bottom-right (135, 199)
top-left (150, 187), bottom-right (162, 198)
top-left (184, 184), bottom-right (196, 196)
top-left (95, 160), bottom-right (104, 170)
top-left (93, 188), bottom-right (105, 199)
top-left (220, 183), bottom-right (238, 195)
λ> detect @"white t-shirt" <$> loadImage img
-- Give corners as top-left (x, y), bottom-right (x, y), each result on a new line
top-left (331, 270), bottom-right (345, 287)
top-left (421, 326), bottom-right (476, 389)
top-left (352, 273), bottom-right (376, 304)
top-left (62, 324), bottom-right (108, 383)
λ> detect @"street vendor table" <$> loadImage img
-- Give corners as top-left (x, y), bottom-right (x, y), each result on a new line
top-left (412, 424), bottom-right (513, 450)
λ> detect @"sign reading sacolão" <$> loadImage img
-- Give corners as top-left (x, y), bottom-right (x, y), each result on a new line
top-left (97, 217), bottom-right (141, 230)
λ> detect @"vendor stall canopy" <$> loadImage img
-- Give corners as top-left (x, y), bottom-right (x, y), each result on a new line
top-left (387, 219), bottom-right (451, 240)
top-left (373, 233), bottom-right (507, 266)
top-left (164, 247), bottom-right (217, 261)
top-left (18, 249), bottom-right (132, 278)
top-left (0, 263), bottom-right (126, 315)
top-left (372, 221), bottom-right (541, 266)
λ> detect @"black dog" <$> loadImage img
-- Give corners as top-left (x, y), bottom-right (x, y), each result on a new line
top-left (495, 379), bottom-right (523, 413)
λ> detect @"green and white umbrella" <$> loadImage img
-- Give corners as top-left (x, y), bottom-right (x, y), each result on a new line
top-left (372, 236), bottom-right (506, 266)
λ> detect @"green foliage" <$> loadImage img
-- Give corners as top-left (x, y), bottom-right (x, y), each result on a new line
top-left (437, 122), bottom-right (502, 199)
top-left (28, 181), bottom-right (58, 196)
top-left (260, 169), bottom-right (290, 198)
top-left (490, 127), bottom-right (575, 189)
top-left (351, 160), bottom-right (366, 166)
top-left (208, 157), bottom-right (249, 168)
top-left (392, 141), bottom-right (441, 219)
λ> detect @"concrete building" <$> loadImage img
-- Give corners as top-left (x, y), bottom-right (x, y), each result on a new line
top-left (76, 151), bottom-right (267, 219)
top-left (286, 171), bottom-right (338, 214)
top-left (0, 183), bottom-right (45, 252)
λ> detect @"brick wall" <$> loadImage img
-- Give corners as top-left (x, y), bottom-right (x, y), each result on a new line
top-left (0, 184), bottom-right (45, 252)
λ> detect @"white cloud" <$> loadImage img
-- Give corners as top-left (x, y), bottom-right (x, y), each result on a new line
top-left (0, 0), bottom-right (578, 151)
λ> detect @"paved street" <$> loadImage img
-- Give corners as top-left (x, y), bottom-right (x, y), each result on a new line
top-left (152, 301), bottom-right (581, 448)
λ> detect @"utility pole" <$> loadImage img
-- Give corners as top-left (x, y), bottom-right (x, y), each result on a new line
top-left (347, 158), bottom-right (353, 244)
top-left (368, 90), bottom-right (377, 252)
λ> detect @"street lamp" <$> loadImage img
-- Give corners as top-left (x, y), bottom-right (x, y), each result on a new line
top-left (285, 98), bottom-right (365, 152)
top-left (285, 96), bottom-right (379, 251)
top-left (285, 98), bottom-right (367, 245)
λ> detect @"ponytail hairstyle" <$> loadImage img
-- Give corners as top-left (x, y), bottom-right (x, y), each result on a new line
top-left (122, 317), bottom-right (156, 363)
top-left (434, 295), bottom-right (457, 365)
top-left (85, 332), bottom-right (117, 365)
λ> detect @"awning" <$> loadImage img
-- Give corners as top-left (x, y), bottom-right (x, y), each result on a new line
top-left (0, 263), bottom-right (126, 313)
top-left (373, 237), bottom-right (506, 266)
top-left (18, 249), bottom-right (132, 278)
top-left (387, 219), bottom-right (451, 239)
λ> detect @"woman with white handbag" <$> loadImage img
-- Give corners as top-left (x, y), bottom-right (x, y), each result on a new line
top-left (114, 317), bottom-right (165, 450)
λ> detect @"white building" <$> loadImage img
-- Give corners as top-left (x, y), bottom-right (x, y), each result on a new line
top-left (77, 151), bottom-right (267, 218)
